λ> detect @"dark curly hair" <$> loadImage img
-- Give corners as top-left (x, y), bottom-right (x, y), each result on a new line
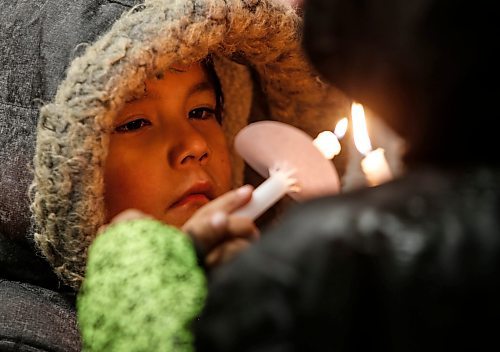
top-left (201, 55), bottom-right (224, 124)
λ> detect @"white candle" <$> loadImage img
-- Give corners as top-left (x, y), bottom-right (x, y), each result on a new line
top-left (313, 131), bottom-right (341, 159)
top-left (313, 117), bottom-right (348, 159)
top-left (233, 166), bottom-right (297, 220)
top-left (361, 148), bottom-right (392, 187)
top-left (351, 102), bottom-right (392, 187)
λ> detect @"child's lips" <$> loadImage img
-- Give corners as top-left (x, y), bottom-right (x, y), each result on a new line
top-left (169, 180), bottom-right (215, 209)
top-left (172, 193), bottom-right (210, 208)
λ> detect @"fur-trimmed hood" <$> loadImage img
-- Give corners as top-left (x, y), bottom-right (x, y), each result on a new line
top-left (31, 0), bottom-right (349, 290)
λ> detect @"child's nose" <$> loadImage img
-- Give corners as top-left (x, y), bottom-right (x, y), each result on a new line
top-left (168, 124), bottom-right (210, 168)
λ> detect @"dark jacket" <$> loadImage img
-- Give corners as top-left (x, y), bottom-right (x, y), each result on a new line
top-left (195, 167), bottom-right (500, 351)
top-left (0, 0), bottom-right (139, 350)
top-left (194, 0), bottom-right (500, 350)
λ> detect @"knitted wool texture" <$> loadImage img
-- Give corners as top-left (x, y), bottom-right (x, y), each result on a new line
top-left (31, 0), bottom-right (349, 289)
top-left (77, 219), bottom-right (205, 352)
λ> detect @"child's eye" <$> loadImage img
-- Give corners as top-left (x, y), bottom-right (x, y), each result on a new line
top-left (115, 118), bottom-right (152, 133)
top-left (189, 108), bottom-right (216, 120)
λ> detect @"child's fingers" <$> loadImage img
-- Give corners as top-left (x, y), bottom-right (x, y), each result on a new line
top-left (205, 237), bottom-right (253, 268)
top-left (200, 185), bottom-right (254, 215)
top-left (97, 224), bottom-right (108, 235)
top-left (182, 213), bottom-right (226, 253)
top-left (110, 208), bottom-right (152, 224)
top-left (201, 216), bottom-right (259, 265)
top-left (210, 213), bottom-right (259, 239)
top-left (182, 185), bottom-right (258, 261)
top-left (226, 216), bottom-right (260, 240)
top-left (97, 209), bottom-right (152, 235)
top-left (182, 213), bottom-right (257, 260)
top-left (182, 185), bottom-right (252, 237)
top-left (210, 211), bottom-right (228, 232)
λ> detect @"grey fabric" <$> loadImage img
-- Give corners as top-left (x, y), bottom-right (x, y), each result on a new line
top-left (0, 0), bottom-right (140, 241)
top-left (0, 104), bottom-right (37, 240)
top-left (0, 280), bottom-right (80, 352)
top-left (0, 235), bottom-right (61, 290)
top-left (1, 0), bottom-right (140, 350)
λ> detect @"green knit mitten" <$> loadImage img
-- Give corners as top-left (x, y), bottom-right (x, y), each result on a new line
top-left (77, 219), bottom-right (206, 351)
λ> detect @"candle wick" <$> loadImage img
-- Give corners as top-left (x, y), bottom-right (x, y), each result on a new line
top-left (289, 184), bottom-right (302, 193)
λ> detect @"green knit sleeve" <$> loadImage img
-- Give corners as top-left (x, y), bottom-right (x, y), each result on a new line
top-left (77, 219), bottom-right (206, 352)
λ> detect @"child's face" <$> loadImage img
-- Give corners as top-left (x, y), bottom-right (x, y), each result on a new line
top-left (104, 62), bottom-right (232, 228)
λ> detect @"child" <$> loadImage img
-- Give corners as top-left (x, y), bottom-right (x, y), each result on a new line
top-left (31, 0), bottom-right (348, 292)
top-left (28, 0), bottom-right (348, 349)
top-left (103, 59), bottom-right (259, 269)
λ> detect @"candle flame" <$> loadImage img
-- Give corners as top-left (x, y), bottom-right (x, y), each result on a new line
top-left (334, 117), bottom-right (348, 139)
top-left (313, 131), bottom-right (341, 159)
top-left (351, 102), bottom-right (372, 155)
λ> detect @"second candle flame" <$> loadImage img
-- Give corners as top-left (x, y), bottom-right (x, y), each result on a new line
top-left (351, 103), bottom-right (372, 155)
top-left (334, 117), bottom-right (348, 139)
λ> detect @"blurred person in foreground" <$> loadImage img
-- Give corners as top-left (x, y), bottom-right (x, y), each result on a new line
top-left (194, 0), bottom-right (500, 350)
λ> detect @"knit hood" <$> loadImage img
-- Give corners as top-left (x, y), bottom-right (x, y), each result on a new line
top-left (31, 0), bottom-right (349, 290)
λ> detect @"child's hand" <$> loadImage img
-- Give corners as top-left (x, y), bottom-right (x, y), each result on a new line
top-left (182, 185), bottom-right (260, 269)
top-left (99, 185), bottom-right (259, 269)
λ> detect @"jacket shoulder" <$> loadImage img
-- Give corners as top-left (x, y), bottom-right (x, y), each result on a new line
top-left (0, 280), bottom-right (81, 352)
